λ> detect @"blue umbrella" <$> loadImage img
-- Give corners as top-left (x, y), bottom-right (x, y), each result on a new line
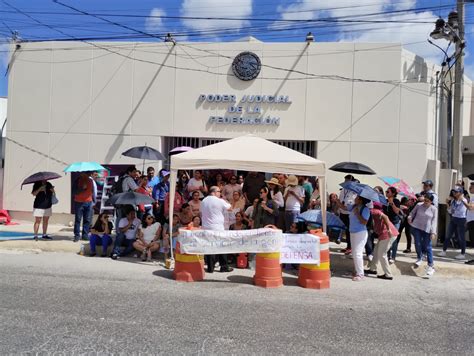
top-left (64, 162), bottom-right (106, 173)
top-left (297, 209), bottom-right (346, 229)
top-left (340, 181), bottom-right (386, 204)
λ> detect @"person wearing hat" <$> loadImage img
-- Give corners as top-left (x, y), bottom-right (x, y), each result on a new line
top-left (439, 185), bottom-right (468, 260)
top-left (419, 180), bottom-right (438, 207)
top-left (265, 177), bottom-right (284, 209)
top-left (152, 170), bottom-right (170, 224)
top-left (283, 175), bottom-right (305, 232)
top-left (222, 174), bottom-right (242, 202)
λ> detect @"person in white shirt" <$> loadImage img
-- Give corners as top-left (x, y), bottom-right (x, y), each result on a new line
top-left (111, 209), bottom-right (141, 259)
top-left (283, 175), bottom-right (305, 232)
top-left (133, 213), bottom-right (162, 262)
top-left (187, 170), bottom-right (208, 199)
top-left (201, 186), bottom-right (233, 273)
top-left (338, 174), bottom-right (357, 254)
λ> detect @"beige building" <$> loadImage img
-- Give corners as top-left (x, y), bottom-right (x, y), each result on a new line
top-left (3, 38), bottom-right (474, 219)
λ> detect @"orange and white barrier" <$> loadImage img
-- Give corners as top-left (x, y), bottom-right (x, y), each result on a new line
top-left (254, 252), bottom-right (283, 288)
top-left (173, 226), bottom-right (205, 282)
top-left (297, 230), bottom-right (330, 289)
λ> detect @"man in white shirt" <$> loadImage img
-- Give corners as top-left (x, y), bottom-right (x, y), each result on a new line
top-left (201, 186), bottom-right (233, 273)
top-left (111, 209), bottom-right (141, 259)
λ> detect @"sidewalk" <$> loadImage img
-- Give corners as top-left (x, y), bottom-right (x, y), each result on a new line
top-left (1, 220), bottom-right (473, 278)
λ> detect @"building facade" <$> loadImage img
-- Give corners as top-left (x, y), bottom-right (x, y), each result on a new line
top-left (3, 39), bottom-right (473, 218)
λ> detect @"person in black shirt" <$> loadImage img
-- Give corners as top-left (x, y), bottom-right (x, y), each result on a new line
top-left (31, 180), bottom-right (55, 240)
top-left (384, 187), bottom-right (402, 263)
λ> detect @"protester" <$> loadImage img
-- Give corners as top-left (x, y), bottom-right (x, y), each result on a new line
top-left (265, 177), bottom-right (284, 209)
top-left (309, 180), bottom-right (321, 209)
top-left (177, 171), bottom-right (190, 200)
top-left (439, 186), bottom-right (468, 260)
top-left (384, 187), bottom-right (402, 263)
top-left (399, 197), bottom-right (417, 253)
top-left (152, 170), bottom-right (170, 223)
top-left (162, 213), bottom-right (181, 260)
top-left (238, 174), bottom-right (244, 188)
top-left (187, 170), bottom-right (208, 199)
top-left (164, 186), bottom-right (184, 218)
top-left (146, 166), bottom-right (159, 190)
top-left (244, 198), bottom-right (259, 228)
top-left (222, 175), bottom-right (242, 202)
top-left (365, 203), bottom-right (399, 280)
top-left (201, 186), bottom-right (233, 273)
top-left (111, 208), bottom-right (141, 260)
top-left (179, 203), bottom-right (194, 225)
top-left (73, 172), bottom-right (94, 242)
top-left (252, 187), bottom-right (278, 228)
top-left (419, 180), bottom-right (438, 207)
top-left (31, 180), bottom-right (55, 241)
top-left (347, 196), bottom-right (371, 281)
top-left (188, 191), bottom-right (202, 217)
top-left (408, 194), bottom-right (437, 278)
top-left (191, 215), bottom-right (202, 228)
top-left (136, 176), bottom-right (152, 217)
top-left (299, 176), bottom-right (314, 212)
top-left (467, 182), bottom-right (474, 249)
top-left (230, 211), bottom-right (248, 230)
top-left (212, 173), bottom-right (226, 192)
top-left (89, 213), bottom-right (113, 257)
top-left (283, 175), bottom-right (305, 232)
top-left (242, 171), bottom-right (265, 206)
top-left (339, 175), bottom-right (357, 255)
top-left (133, 213), bottom-right (161, 262)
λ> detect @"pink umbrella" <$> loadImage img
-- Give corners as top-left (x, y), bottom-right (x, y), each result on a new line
top-left (379, 176), bottom-right (417, 199)
top-left (169, 146), bottom-right (194, 156)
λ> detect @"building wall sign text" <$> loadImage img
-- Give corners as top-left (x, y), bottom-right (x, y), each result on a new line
top-left (199, 94), bottom-right (291, 126)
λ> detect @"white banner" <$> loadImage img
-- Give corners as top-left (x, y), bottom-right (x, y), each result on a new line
top-left (178, 228), bottom-right (282, 254)
top-left (280, 233), bottom-right (320, 264)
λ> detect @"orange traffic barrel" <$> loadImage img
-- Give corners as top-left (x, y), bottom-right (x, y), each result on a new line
top-left (173, 228), bottom-right (205, 282)
top-left (297, 230), bottom-right (330, 289)
top-left (254, 252), bottom-right (283, 288)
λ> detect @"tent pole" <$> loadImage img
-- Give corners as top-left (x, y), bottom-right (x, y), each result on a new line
top-left (168, 169), bottom-right (177, 261)
top-left (319, 176), bottom-right (327, 233)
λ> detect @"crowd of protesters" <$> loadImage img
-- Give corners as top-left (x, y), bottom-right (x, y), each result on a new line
top-left (32, 165), bottom-right (474, 273)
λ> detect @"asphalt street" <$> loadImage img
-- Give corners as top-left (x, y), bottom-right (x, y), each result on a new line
top-left (0, 250), bottom-right (473, 355)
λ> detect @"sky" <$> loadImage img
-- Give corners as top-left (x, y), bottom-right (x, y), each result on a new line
top-left (0, 0), bottom-right (473, 97)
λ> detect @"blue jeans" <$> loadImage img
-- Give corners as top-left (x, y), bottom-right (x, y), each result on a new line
top-left (74, 201), bottom-right (92, 238)
top-left (112, 232), bottom-right (135, 256)
top-left (444, 217), bottom-right (466, 254)
top-left (388, 222), bottom-right (401, 260)
top-left (89, 234), bottom-right (112, 254)
top-left (412, 227), bottom-right (434, 266)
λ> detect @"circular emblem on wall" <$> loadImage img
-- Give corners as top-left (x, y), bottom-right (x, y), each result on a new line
top-left (231, 51), bottom-right (261, 81)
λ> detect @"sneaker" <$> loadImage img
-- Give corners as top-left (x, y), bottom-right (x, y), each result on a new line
top-left (147, 257), bottom-right (152, 262)
top-left (33, 236), bottom-right (38, 241)
top-left (422, 266), bottom-right (435, 279)
top-left (111, 253), bottom-right (119, 260)
top-left (368, 255), bottom-right (373, 262)
top-left (100, 254), bottom-right (107, 258)
top-left (141, 249), bottom-right (147, 261)
top-left (344, 249), bottom-right (352, 255)
top-left (403, 249), bottom-right (411, 253)
top-left (465, 259), bottom-right (474, 265)
top-left (437, 251), bottom-right (447, 257)
top-left (414, 259), bottom-right (423, 267)
top-left (454, 254), bottom-right (466, 260)
top-left (220, 266), bottom-right (234, 273)
top-left (41, 235), bottom-right (53, 240)
top-left (389, 259), bottom-right (395, 264)
top-left (89, 252), bottom-right (96, 257)
top-left (73, 236), bottom-right (80, 243)
top-left (377, 274), bottom-right (393, 280)
top-left (364, 269), bottom-right (377, 275)
top-left (352, 275), bottom-right (364, 282)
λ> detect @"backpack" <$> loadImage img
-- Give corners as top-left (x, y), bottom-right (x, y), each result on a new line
top-left (109, 175), bottom-right (127, 196)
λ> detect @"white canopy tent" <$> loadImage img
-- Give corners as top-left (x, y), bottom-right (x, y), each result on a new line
top-left (168, 134), bottom-right (327, 260)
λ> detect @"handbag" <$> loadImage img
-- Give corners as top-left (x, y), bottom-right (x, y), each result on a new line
top-left (51, 194), bottom-right (59, 205)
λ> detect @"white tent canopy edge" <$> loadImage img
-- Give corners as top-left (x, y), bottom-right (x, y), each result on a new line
top-left (168, 134), bottom-right (327, 260)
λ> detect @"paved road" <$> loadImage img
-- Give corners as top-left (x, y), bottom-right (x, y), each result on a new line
top-left (0, 251), bottom-right (473, 355)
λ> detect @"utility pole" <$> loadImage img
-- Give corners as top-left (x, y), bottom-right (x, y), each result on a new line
top-left (451, 0), bottom-right (465, 177)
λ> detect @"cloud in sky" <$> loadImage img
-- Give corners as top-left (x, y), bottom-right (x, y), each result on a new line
top-left (275, 0), bottom-right (448, 65)
top-left (145, 8), bottom-right (166, 32)
top-left (180, 0), bottom-right (253, 32)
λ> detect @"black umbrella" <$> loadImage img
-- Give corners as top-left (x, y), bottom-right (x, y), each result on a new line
top-left (21, 171), bottom-right (62, 189)
top-left (329, 161), bottom-right (376, 175)
top-left (122, 145), bottom-right (166, 172)
top-left (108, 192), bottom-right (155, 206)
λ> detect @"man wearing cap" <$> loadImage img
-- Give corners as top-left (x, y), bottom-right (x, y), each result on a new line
top-left (153, 170), bottom-right (170, 223)
top-left (222, 174), bottom-right (242, 202)
top-left (439, 185), bottom-right (468, 260)
top-left (339, 174), bottom-right (357, 254)
top-left (419, 180), bottom-right (439, 207)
